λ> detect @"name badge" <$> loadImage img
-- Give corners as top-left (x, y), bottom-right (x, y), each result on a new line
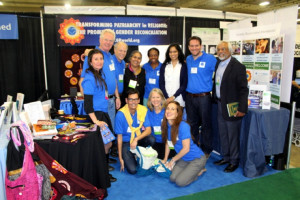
top-left (109, 62), bottom-right (115, 71)
top-left (157, 71), bottom-right (160, 76)
top-left (149, 78), bottom-right (156, 84)
top-left (127, 127), bottom-right (131, 133)
top-left (216, 76), bottom-right (220, 86)
top-left (119, 74), bottom-right (124, 82)
top-left (199, 62), bottom-right (205, 68)
top-left (153, 126), bottom-right (161, 135)
top-left (167, 140), bottom-right (174, 149)
top-left (129, 80), bottom-right (137, 88)
top-left (191, 67), bottom-right (197, 74)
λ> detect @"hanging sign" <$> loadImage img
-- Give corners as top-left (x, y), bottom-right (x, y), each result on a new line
top-left (56, 16), bottom-right (170, 46)
top-left (0, 14), bottom-right (18, 39)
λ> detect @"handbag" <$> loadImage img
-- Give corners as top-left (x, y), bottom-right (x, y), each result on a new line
top-left (5, 126), bottom-right (41, 200)
top-left (153, 159), bottom-right (172, 178)
top-left (100, 125), bottom-right (115, 145)
top-left (130, 146), bottom-right (158, 176)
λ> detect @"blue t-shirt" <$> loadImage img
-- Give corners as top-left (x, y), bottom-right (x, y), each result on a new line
top-left (186, 52), bottom-right (217, 93)
top-left (81, 71), bottom-right (108, 112)
top-left (113, 54), bottom-right (126, 94)
top-left (81, 46), bottom-right (116, 95)
top-left (148, 108), bottom-right (164, 143)
top-left (143, 62), bottom-right (162, 99)
top-left (115, 108), bottom-right (151, 142)
top-left (167, 121), bottom-right (204, 161)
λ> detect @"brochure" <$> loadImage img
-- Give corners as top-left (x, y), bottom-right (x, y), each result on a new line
top-left (227, 102), bottom-right (239, 117)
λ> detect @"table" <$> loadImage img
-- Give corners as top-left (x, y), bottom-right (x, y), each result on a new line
top-left (239, 107), bottom-right (290, 177)
top-left (60, 99), bottom-right (86, 115)
top-left (35, 131), bottom-right (110, 189)
top-left (212, 104), bottom-right (290, 177)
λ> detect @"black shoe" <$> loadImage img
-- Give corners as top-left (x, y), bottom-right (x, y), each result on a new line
top-left (109, 174), bottom-right (117, 182)
top-left (108, 158), bottom-right (117, 164)
top-left (224, 164), bottom-right (239, 173)
top-left (214, 159), bottom-right (229, 166)
top-left (108, 165), bottom-right (115, 171)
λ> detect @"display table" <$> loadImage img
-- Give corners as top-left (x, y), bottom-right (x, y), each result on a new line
top-left (212, 104), bottom-right (290, 178)
top-left (239, 107), bottom-right (290, 177)
top-left (35, 131), bottom-right (109, 189)
top-left (60, 99), bottom-right (86, 115)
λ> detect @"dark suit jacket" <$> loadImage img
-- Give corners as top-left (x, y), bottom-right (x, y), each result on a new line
top-left (212, 57), bottom-right (249, 121)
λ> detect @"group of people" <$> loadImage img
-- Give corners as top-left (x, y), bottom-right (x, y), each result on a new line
top-left (79, 28), bottom-right (249, 188)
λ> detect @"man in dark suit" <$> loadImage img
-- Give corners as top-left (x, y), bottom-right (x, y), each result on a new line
top-left (212, 41), bottom-right (249, 173)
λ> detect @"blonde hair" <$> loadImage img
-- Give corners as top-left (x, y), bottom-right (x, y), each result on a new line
top-left (100, 29), bottom-right (116, 40)
top-left (147, 88), bottom-right (166, 111)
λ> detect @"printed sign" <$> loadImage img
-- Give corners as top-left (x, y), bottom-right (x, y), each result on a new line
top-left (0, 14), bottom-right (18, 39)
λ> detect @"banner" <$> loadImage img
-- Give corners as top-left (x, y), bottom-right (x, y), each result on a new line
top-left (56, 16), bottom-right (170, 46)
top-left (0, 14), bottom-right (18, 39)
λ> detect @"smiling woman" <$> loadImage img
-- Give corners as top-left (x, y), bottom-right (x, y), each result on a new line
top-left (123, 50), bottom-right (146, 105)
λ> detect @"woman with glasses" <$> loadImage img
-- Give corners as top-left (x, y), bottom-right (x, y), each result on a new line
top-left (161, 101), bottom-right (207, 187)
top-left (123, 50), bottom-right (146, 105)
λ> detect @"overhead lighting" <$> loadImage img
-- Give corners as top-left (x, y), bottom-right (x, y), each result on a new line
top-left (259, 1), bottom-right (270, 6)
top-left (65, 3), bottom-right (71, 9)
top-left (0, 2), bottom-right (3, 6)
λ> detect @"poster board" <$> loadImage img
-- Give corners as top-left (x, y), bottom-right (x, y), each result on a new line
top-left (228, 24), bottom-right (284, 109)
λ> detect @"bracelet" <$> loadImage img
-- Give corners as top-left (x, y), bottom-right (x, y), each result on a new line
top-left (116, 96), bottom-right (120, 99)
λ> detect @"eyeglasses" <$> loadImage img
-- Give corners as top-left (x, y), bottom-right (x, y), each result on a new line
top-left (128, 98), bottom-right (139, 102)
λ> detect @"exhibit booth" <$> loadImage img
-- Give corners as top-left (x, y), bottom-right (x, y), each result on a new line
top-left (0, 4), bottom-right (299, 200)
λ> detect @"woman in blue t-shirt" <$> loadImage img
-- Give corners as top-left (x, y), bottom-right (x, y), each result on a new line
top-left (147, 88), bottom-right (175, 159)
top-left (143, 48), bottom-right (162, 106)
top-left (161, 101), bottom-right (207, 187)
top-left (81, 49), bottom-right (116, 183)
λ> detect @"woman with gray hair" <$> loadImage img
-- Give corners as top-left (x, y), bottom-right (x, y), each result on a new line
top-left (123, 50), bottom-right (146, 105)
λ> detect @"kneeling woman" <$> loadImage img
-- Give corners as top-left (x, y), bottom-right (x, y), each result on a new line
top-left (162, 101), bottom-right (207, 187)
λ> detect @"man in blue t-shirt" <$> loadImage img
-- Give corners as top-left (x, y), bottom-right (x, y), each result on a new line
top-left (115, 89), bottom-right (155, 174)
top-left (185, 36), bottom-right (217, 158)
top-left (112, 41), bottom-right (128, 106)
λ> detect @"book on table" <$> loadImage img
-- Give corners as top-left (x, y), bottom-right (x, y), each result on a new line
top-left (227, 102), bottom-right (239, 117)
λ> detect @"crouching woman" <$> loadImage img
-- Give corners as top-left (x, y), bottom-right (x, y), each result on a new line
top-left (162, 101), bottom-right (207, 187)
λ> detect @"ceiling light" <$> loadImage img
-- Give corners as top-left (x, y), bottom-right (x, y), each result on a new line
top-left (259, 1), bottom-right (270, 6)
top-left (65, 3), bottom-right (71, 9)
top-left (0, 2), bottom-right (3, 6)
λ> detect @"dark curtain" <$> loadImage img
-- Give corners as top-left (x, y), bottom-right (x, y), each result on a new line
top-left (169, 16), bottom-right (183, 44)
top-left (43, 15), bottom-right (61, 108)
top-left (0, 14), bottom-right (45, 105)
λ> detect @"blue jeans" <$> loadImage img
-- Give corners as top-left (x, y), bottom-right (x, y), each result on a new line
top-left (121, 135), bottom-right (155, 174)
top-left (107, 96), bottom-right (115, 131)
top-left (185, 94), bottom-right (213, 154)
